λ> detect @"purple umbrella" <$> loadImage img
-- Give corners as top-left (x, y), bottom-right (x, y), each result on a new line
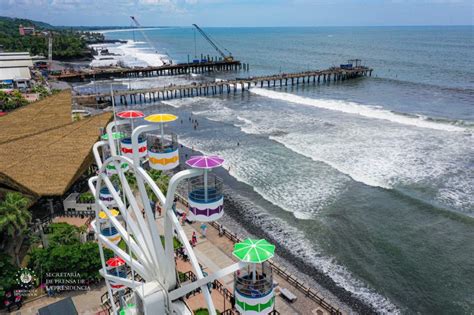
top-left (186, 155), bottom-right (224, 202)
top-left (185, 155), bottom-right (224, 169)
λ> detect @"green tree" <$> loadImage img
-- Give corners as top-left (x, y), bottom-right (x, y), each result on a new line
top-left (0, 192), bottom-right (31, 265)
top-left (0, 90), bottom-right (28, 111)
top-left (30, 85), bottom-right (50, 99)
top-left (29, 241), bottom-right (113, 282)
top-left (125, 171), bottom-right (137, 191)
top-left (48, 223), bottom-right (80, 246)
top-left (147, 169), bottom-right (170, 201)
top-left (0, 253), bottom-right (19, 297)
top-left (78, 191), bottom-right (95, 203)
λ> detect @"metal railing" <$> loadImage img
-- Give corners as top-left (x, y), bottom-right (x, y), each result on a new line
top-left (100, 270), bottom-right (143, 311)
top-left (198, 218), bottom-right (342, 315)
top-left (188, 174), bottom-right (223, 204)
top-left (147, 133), bottom-right (179, 153)
top-left (234, 262), bottom-right (273, 299)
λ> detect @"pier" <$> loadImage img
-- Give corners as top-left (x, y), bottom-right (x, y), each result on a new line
top-left (53, 60), bottom-right (243, 82)
top-left (74, 66), bottom-right (373, 106)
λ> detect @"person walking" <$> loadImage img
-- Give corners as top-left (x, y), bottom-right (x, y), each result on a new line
top-left (181, 212), bottom-right (187, 225)
top-left (200, 223), bottom-right (207, 238)
top-left (155, 203), bottom-right (162, 217)
top-left (192, 231), bottom-right (198, 246)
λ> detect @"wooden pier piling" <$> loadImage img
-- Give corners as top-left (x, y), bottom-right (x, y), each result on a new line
top-left (74, 66), bottom-right (373, 107)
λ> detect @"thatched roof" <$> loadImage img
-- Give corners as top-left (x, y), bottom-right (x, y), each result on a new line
top-left (0, 90), bottom-right (74, 144)
top-left (0, 91), bottom-right (112, 197)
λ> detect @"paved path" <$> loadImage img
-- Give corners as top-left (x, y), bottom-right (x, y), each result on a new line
top-left (4, 284), bottom-right (107, 315)
top-left (157, 203), bottom-right (338, 315)
top-left (9, 200), bottom-right (341, 314)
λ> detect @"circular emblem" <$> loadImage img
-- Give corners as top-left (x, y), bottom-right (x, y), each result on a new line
top-left (16, 268), bottom-right (36, 290)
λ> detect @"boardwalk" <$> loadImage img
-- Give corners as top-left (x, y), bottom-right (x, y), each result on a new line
top-left (53, 60), bottom-right (243, 82)
top-left (74, 66), bottom-right (373, 106)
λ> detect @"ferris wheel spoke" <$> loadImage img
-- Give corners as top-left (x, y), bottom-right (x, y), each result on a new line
top-left (98, 234), bottom-right (151, 281)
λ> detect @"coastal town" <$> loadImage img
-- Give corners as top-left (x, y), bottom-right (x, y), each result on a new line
top-left (0, 13), bottom-right (378, 314)
top-left (0, 16), bottom-right (373, 315)
top-left (1, 4), bottom-right (472, 315)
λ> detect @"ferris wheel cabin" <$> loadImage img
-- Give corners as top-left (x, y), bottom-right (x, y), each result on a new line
top-left (145, 114), bottom-right (180, 171)
top-left (186, 155), bottom-right (225, 222)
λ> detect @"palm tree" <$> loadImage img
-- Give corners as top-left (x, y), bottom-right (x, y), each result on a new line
top-left (148, 170), bottom-right (170, 194)
top-left (125, 171), bottom-right (137, 191)
top-left (0, 192), bottom-right (31, 265)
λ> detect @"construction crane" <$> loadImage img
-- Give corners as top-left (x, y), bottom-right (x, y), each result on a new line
top-left (129, 16), bottom-right (171, 65)
top-left (48, 32), bottom-right (52, 69)
top-left (192, 24), bottom-right (233, 62)
top-left (38, 31), bottom-right (53, 70)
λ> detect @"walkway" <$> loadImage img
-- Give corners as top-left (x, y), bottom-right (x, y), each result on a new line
top-left (157, 201), bottom-right (341, 315)
top-left (5, 284), bottom-right (107, 315)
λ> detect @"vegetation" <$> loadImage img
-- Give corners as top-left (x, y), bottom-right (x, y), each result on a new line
top-left (120, 169), bottom-right (170, 202)
top-left (0, 90), bottom-right (28, 112)
top-left (194, 308), bottom-right (221, 315)
top-left (29, 241), bottom-right (113, 282)
top-left (78, 191), bottom-right (95, 203)
top-left (48, 223), bottom-right (81, 246)
top-left (29, 223), bottom-right (113, 282)
top-left (0, 192), bottom-right (31, 265)
top-left (0, 253), bottom-right (19, 297)
top-left (160, 235), bottom-right (183, 250)
top-left (178, 271), bottom-right (187, 283)
top-left (147, 169), bottom-right (170, 202)
top-left (30, 85), bottom-right (50, 99)
top-left (0, 16), bottom-right (103, 60)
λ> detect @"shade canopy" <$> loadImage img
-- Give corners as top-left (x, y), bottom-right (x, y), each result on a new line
top-left (233, 239), bottom-right (275, 263)
top-left (144, 113), bottom-right (178, 123)
top-left (117, 110), bottom-right (145, 119)
top-left (99, 209), bottom-right (120, 219)
top-left (185, 155), bottom-right (224, 169)
top-left (101, 132), bottom-right (125, 140)
top-left (106, 257), bottom-right (125, 267)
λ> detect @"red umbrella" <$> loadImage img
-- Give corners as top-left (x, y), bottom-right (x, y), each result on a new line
top-left (106, 257), bottom-right (125, 267)
top-left (117, 110), bottom-right (145, 119)
top-left (117, 110), bottom-right (145, 131)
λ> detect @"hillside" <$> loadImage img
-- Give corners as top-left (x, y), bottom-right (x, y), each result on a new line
top-left (0, 16), bottom-right (102, 60)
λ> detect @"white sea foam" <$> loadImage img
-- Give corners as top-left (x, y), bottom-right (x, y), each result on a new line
top-left (89, 40), bottom-right (168, 68)
top-left (162, 97), bottom-right (210, 109)
top-left (230, 194), bottom-right (400, 314)
top-left (178, 133), bottom-right (399, 313)
top-left (178, 94), bottom-right (474, 214)
top-left (250, 88), bottom-right (467, 132)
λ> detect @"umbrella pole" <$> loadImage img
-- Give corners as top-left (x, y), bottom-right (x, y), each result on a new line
top-left (252, 263), bottom-right (256, 282)
top-left (160, 123), bottom-right (164, 141)
top-left (204, 170), bottom-right (208, 202)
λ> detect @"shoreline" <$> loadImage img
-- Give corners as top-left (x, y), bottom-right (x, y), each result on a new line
top-left (177, 145), bottom-right (378, 314)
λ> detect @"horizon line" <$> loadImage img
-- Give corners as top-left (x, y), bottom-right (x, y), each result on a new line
top-left (59, 24), bottom-right (473, 28)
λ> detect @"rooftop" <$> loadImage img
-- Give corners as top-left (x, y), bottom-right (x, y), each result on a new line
top-left (0, 90), bottom-right (112, 197)
top-left (0, 52), bottom-right (33, 80)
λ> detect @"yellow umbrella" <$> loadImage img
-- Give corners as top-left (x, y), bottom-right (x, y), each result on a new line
top-left (99, 209), bottom-right (120, 219)
top-left (144, 114), bottom-right (178, 123)
top-left (145, 114), bottom-right (178, 141)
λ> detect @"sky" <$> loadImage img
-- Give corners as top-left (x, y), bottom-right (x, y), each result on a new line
top-left (1, 0), bottom-right (473, 27)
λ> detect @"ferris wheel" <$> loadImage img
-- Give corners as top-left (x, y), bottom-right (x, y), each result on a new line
top-left (89, 109), bottom-right (276, 315)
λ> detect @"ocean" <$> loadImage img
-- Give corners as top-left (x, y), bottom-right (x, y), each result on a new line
top-left (78, 26), bottom-right (474, 314)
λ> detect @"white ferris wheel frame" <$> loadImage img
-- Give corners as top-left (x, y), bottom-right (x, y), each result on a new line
top-left (89, 120), bottom-right (247, 315)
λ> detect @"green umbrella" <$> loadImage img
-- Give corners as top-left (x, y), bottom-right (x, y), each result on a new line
top-left (233, 238), bottom-right (275, 263)
top-left (101, 132), bottom-right (125, 140)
